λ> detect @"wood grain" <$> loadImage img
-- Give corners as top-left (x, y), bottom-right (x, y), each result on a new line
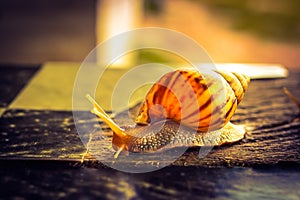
top-left (1, 70), bottom-right (299, 169)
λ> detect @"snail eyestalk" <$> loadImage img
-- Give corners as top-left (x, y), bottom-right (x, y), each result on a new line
top-left (86, 94), bottom-right (111, 118)
top-left (283, 87), bottom-right (300, 109)
top-left (86, 94), bottom-right (126, 137)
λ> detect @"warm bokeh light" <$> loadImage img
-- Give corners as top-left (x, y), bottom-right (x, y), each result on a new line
top-left (141, 0), bottom-right (300, 68)
top-left (96, 0), bottom-right (143, 67)
top-left (0, 0), bottom-right (299, 68)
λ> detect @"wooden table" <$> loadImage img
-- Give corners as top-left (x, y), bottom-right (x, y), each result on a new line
top-left (0, 63), bottom-right (299, 199)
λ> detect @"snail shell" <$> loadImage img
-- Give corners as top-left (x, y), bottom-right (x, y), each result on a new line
top-left (87, 68), bottom-right (250, 156)
top-left (136, 69), bottom-right (250, 132)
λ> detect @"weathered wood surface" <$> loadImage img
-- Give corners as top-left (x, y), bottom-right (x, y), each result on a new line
top-left (0, 66), bottom-right (299, 199)
top-left (1, 70), bottom-right (300, 169)
top-left (1, 162), bottom-right (299, 200)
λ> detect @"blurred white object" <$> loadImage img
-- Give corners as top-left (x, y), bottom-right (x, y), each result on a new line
top-left (213, 63), bottom-right (288, 79)
top-left (96, 0), bottom-right (143, 68)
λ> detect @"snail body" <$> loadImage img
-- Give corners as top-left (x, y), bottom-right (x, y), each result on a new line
top-left (112, 120), bottom-right (245, 153)
top-left (87, 68), bottom-right (250, 157)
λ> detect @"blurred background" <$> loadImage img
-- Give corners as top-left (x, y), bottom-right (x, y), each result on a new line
top-left (0, 0), bottom-right (299, 68)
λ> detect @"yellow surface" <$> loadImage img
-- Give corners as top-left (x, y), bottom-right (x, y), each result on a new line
top-left (9, 62), bottom-right (152, 111)
top-left (10, 62), bottom-right (81, 110)
top-left (9, 61), bottom-right (287, 111)
top-left (0, 108), bottom-right (5, 117)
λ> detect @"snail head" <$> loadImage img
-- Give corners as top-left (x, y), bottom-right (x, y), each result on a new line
top-left (86, 94), bottom-right (137, 158)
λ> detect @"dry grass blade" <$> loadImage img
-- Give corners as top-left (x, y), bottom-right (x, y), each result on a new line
top-left (283, 87), bottom-right (300, 109)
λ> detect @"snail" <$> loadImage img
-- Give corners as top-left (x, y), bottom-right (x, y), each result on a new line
top-left (86, 68), bottom-right (250, 158)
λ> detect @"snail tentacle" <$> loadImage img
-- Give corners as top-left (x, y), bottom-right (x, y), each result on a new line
top-left (86, 95), bottom-right (125, 137)
top-left (86, 94), bottom-right (111, 118)
top-left (114, 144), bottom-right (125, 159)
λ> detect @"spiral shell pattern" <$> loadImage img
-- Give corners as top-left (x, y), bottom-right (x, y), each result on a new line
top-left (135, 69), bottom-right (250, 132)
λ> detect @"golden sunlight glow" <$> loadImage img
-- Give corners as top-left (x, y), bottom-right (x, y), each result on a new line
top-left (96, 0), bottom-right (143, 67)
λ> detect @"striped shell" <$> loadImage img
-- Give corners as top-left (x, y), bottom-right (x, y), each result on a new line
top-left (135, 69), bottom-right (250, 132)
